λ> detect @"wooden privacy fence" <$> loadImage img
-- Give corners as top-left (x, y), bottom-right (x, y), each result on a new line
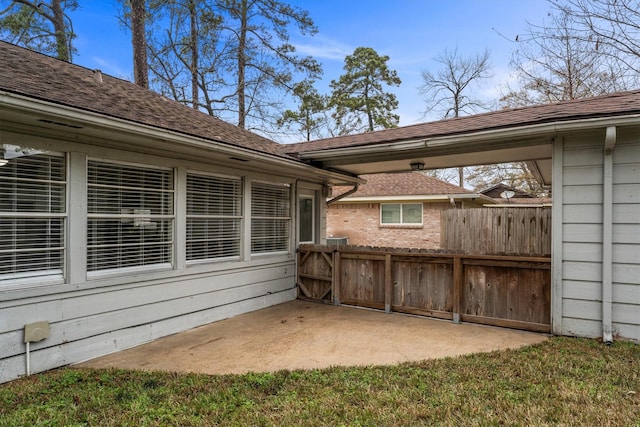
top-left (297, 244), bottom-right (551, 333)
top-left (441, 207), bottom-right (551, 256)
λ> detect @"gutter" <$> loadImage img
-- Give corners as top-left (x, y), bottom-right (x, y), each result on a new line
top-left (335, 193), bottom-right (496, 205)
top-left (327, 183), bottom-right (359, 206)
top-left (0, 91), bottom-right (361, 185)
top-left (296, 114), bottom-right (640, 161)
top-left (602, 126), bottom-right (616, 344)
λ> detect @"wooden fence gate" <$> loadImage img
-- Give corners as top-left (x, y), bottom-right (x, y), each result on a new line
top-left (297, 245), bottom-right (551, 333)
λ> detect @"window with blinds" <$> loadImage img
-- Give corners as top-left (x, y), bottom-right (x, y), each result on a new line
top-left (0, 147), bottom-right (66, 285)
top-left (251, 181), bottom-right (291, 254)
top-left (186, 173), bottom-right (242, 262)
top-left (87, 160), bottom-right (174, 274)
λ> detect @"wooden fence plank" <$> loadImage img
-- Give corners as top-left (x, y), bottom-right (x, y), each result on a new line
top-left (298, 245), bottom-right (551, 332)
top-left (384, 254), bottom-right (392, 313)
top-left (453, 257), bottom-right (463, 323)
top-left (441, 208), bottom-right (551, 256)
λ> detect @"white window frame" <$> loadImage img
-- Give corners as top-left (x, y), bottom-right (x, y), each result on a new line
top-left (251, 180), bottom-right (291, 255)
top-left (298, 192), bottom-right (316, 244)
top-left (380, 203), bottom-right (423, 225)
top-left (86, 158), bottom-right (175, 277)
top-left (186, 171), bottom-right (243, 263)
top-left (0, 148), bottom-right (66, 287)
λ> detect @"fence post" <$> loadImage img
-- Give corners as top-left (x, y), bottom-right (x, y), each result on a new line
top-left (332, 249), bottom-right (341, 306)
top-left (453, 256), bottom-right (463, 324)
top-left (384, 253), bottom-right (392, 314)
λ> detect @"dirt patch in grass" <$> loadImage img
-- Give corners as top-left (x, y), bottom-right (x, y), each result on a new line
top-left (1, 337), bottom-right (638, 426)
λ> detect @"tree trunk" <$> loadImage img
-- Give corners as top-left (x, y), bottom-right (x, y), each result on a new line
top-left (237, 0), bottom-right (247, 128)
top-left (189, 0), bottom-right (198, 109)
top-left (364, 86), bottom-right (374, 131)
top-left (50, 0), bottom-right (69, 61)
top-left (131, 0), bottom-right (148, 89)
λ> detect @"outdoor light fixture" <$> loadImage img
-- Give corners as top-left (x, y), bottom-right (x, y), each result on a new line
top-left (0, 159), bottom-right (8, 167)
top-left (410, 161), bottom-right (425, 171)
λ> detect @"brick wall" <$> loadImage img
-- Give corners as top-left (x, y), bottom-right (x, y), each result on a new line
top-left (327, 202), bottom-right (455, 249)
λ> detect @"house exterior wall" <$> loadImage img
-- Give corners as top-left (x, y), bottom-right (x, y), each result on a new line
top-left (0, 134), bottom-right (319, 384)
top-left (557, 126), bottom-right (640, 341)
top-left (327, 202), bottom-right (454, 249)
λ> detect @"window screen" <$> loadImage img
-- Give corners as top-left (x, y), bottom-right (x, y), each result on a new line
top-left (87, 160), bottom-right (174, 273)
top-left (187, 173), bottom-right (242, 261)
top-left (251, 182), bottom-right (290, 253)
top-left (0, 147), bottom-right (66, 284)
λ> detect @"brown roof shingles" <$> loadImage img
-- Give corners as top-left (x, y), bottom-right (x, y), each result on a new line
top-left (333, 172), bottom-right (475, 198)
top-left (0, 41), bottom-right (291, 159)
top-left (286, 90), bottom-right (640, 154)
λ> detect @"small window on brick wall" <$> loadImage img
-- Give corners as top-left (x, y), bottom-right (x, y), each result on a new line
top-left (380, 203), bottom-right (422, 225)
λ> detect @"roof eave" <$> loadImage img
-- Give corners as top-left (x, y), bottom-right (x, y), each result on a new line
top-left (334, 193), bottom-right (496, 204)
top-left (0, 90), bottom-right (363, 185)
top-left (296, 114), bottom-right (640, 161)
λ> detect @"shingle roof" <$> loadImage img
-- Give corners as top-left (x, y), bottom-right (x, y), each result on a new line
top-left (286, 90), bottom-right (640, 154)
top-left (0, 41), bottom-right (291, 159)
top-left (332, 172), bottom-right (475, 198)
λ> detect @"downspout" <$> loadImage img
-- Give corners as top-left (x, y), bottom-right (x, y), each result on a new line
top-left (327, 183), bottom-right (359, 206)
top-left (602, 126), bottom-right (616, 344)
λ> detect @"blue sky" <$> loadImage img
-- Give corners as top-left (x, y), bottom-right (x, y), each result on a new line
top-left (69, 0), bottom-right (552, 127)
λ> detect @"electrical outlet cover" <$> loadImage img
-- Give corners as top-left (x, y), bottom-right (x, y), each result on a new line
top-left (24, 321), bottom-right (50, 343)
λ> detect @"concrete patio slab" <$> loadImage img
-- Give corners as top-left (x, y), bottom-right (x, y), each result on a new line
top-left (78, 300), bottom-right (548, 375)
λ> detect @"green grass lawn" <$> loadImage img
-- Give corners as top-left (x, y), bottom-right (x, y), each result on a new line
top-left (1, 337), bottom-right (638, 426)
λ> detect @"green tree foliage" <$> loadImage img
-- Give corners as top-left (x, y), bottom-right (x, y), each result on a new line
top-left (419, 47), bottom-right (492, 119)
top-left (0, 0), bottom-right (77, 61)
top-left (329, 47), bottom-right (401, 135)
top-left (277, 79), bottom-right (328, 141)
top-left (145, 0), bottom-right (225, 112)
top-left (144, 0), bottom-right (321, 133)
top-left (215, 0), bottom-right (322, 130)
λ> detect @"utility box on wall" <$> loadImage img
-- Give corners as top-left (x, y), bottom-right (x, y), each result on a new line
top-left (326, 237), bottom-right (348, 246)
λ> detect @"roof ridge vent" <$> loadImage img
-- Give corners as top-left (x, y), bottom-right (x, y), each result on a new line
top-left (93, 69), bottom-right (103, 83)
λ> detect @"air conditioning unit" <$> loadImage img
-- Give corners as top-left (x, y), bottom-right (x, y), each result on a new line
top-left (326, 237), bottom-right (348, 246)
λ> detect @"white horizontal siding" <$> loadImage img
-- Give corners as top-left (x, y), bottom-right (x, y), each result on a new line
top-left (562, 224), bottom-right (602, 243)
top-left (0, 268), bottom-right (298, 382)
top-left (562, 261), bottom-right (601, 282)
top-left (0, 288), bottom-right (294, 383)
top-left (563, 280), bottom-right (600, 301)
top-left (562, 317), bottom-right (601, 338)
top-left (615, 323), bottom-right (640, 341)
top-left (0, 263), bottom-right (295, 359)
top-left (562, 204), bottom-right (602, 223)
top-left (1, 262), bottom-right (292, 331)
top-left (0, 135), bottom-right (319, 384)
top-left (612, 137), bottom-right (640, 340)
top-left (562, 243), bottom-right (601, 262)
top-left (560, 127), bottom-right (640, 341)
